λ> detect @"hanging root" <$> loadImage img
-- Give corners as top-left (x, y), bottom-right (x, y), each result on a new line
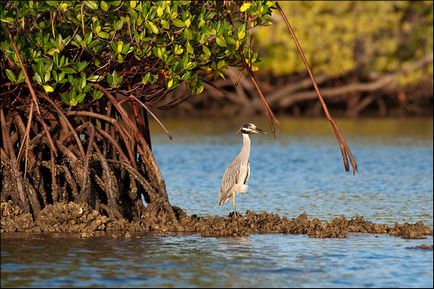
top-left (276, 2), bottom-right (358, 174)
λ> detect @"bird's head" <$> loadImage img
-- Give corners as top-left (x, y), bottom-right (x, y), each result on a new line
top-left (236, 123), bottom-right (267, 135)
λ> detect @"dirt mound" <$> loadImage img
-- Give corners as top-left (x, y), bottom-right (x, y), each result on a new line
top-left (1, 201), bottom-right (432, 240)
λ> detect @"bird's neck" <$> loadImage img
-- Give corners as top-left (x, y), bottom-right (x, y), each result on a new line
top-left (239, 133), bottom-right (251, 161)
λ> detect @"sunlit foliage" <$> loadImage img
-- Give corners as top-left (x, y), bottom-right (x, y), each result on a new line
top-left (255, 1), bottom-right (433, 84)
top-left (1, 0), bottom-right (275, 106)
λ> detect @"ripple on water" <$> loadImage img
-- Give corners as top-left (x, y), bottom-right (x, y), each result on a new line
top-left (1, 118), bottom-right (433, 288)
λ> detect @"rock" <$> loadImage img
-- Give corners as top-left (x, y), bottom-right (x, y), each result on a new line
top-left (1, 201), bottom-right (433, 240)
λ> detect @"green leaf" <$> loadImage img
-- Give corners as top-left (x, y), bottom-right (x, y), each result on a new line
top-left (202, 45), bottom-right (211, 58)
top-left (100, 1), bottom-right (109, 11)
top-left (161, 19), bottom-right (170, 29)
top-left (80, 76), bottom-right (87, 89)
top-left (117, 41), bottom-right (123, 53)
top-left (43, 85), bottom-right (54, 93)
top-left (239, 3), bottom-right (252, 12)
top-left (97, 31), bottom-right (110, 39)
top-left (77, 93), bottom-right (86, 103)
top-left (216, 36), bottom-right (227, 47)
top-left (142, 72), bottom-right (151, 85)
top-left (60, 56), bottom-right (66, 67)
top-left (1, 17), bottom-right (14, 23)
top-left (52, 70), bottom-right (59, 82)
top-left (85, 32), bottom-right (93, 44)
top-left (61, 92), bottom-right (69, 105)
top-left (117, 54), bottom-right (124, 63)
top-left (157, 6), bottom-right (164, 17)
top-left (186, 42), bottom-right (194, 54)
top-left (225, 36), bottom-right (236, 45)
top-left (84, 1), bottom-right (98, 10)
top-left (184, 61), bottom-right (195, 70)
top-left (238, 26), bottom-right (246, 40)
top-left (183, 28), bottom-right (193, 40)
top-left (113, 19), bottom-right (124, 31)
top-left (195, 83), bottom-right (204, 95)
top-left (5, 69), bottom-right (17, 83)
top-left (87, 75), bottom-right (104, 82)
top-left (92, 90), bottom-right (104, 100)
top-left (172, 18), bottom-right (185, 28)
top-left (69, 97), bottom-right (78, 106)
top-left (61, 67), bottom-right (76, 74)
top-left (59, 3), bottom-right (69, 12)
top-left (34, 73), bottom-right (42, 84)
top-left (217, 60), bottom-right (225, 70)
top-left (76, 61), bottom-right (88, 72)
top-left (147, 21), bottom-right (159, 34)
top-left (44, 71), bottom-right (51, 83)
top-left (174, 45), bottom-right (183, 55)
top-left (107, 75), bottom-right (113, 87)
top-left (17, 71), bottom-right (25, 83)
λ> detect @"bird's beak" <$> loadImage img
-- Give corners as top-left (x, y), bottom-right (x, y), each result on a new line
top-left (236, 128), bottom-right (241, 134)
top-left (253, 127), bottom-right (267, 135)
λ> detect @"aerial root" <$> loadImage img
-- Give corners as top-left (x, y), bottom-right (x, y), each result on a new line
top-left (1, 95), bottom-right (178, 225)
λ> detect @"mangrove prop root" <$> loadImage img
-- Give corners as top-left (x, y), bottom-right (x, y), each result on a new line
top-left (1, 91), bottom-right (179, 225)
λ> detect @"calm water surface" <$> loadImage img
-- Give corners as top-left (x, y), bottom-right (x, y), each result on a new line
top-left (1, 118), bottom-right (433, 288)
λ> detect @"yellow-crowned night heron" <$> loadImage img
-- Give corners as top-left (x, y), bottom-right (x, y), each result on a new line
top-left (218, 123), bottom-right (266, 213)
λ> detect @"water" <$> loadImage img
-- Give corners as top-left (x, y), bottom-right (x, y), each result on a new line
top-left (154, 117), bottom-right (433, 226)
top-left (1, 118), bottom-right (433, 288)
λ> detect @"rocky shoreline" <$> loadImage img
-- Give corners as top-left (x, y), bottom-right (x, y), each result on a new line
top-left (1, 201), bottom-right (432, 240)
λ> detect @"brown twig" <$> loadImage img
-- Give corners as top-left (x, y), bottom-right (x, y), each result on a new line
top-left (17, 102), bottom-right (33, 175)
top-left (240, 52), bottom-right (280, 137)
top-left (129, 94), bottom-right (173, 140)
top-left (276, 2), bottom-right (358, 174)
top-left (235, 68), bottom-right (244, 86)
top-left (40, 94), bottom-right (86, 159)
top-left (94, 84), bottom-right (136, 133)
top-left (6, 26), bottom-right (57, 158)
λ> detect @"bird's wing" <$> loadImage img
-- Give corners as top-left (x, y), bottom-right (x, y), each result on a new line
top-left (244, 161), bottom-right (250, 184)
top-left (219, 157), bottom-right (242, 205)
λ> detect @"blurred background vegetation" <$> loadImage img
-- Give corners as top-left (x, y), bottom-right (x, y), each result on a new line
top-left (170, 1), bottom-right (433, 118)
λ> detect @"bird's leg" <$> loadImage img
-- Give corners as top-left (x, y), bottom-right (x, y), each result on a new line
top-left (232, 193), bottom-right (237, 220)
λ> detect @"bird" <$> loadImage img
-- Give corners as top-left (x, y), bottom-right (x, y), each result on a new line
top-left (218, 123), bottom-right (266, 215)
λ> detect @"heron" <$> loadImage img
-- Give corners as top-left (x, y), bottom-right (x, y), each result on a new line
top-left (218, 123), bottom-right (266, 215)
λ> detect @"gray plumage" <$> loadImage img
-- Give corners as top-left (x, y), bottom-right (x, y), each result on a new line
top-left (218, 123), bottom-right (266, 209)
